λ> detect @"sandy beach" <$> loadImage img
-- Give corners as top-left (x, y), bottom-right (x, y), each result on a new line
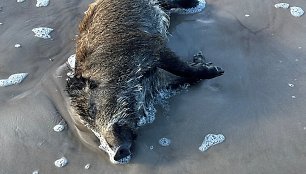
top-left (1, 0), bottom-right (306, 173)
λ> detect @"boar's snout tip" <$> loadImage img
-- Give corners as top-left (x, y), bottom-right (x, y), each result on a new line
top-left (113, 143), bottom-right (132, 162)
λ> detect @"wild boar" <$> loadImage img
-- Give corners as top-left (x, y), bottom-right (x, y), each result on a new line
top-left (66, 0), bottom-right (224, 164)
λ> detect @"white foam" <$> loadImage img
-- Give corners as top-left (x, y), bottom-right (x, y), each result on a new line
top-left (144, 103), bottom-right (156, 124)
top-left (14, 44), bottom-right (21, 48)
top-left (36, 0), bottom-right (49, 7)
top-left (67, 72), bottom-right (74, 78)
top-left (274, 3), bottom-right (290, 9)
top-left (53, 124), bottom-right (65, 132)
top-left (159, 138), bottom-right (171, 146)
top-left (54, 157), bottom-right (68, 167)
top-left (67, 54), bottom-right (76, 69)
top-left (170, 0), bottom-right (206, 14)
top-left (290, 7), bottom-right (304, 17)
top-left (288, 83), bottom-right (294, 87)
top-left (32, 27), bottom-right (53, 39)
top-left (0, 73), bottom-right (28, 87)
top-left (137, 116), bottom-right (147, 126)
top-left (32, 170), bottom-right (39, 174)
top-left (66, 54), bottom-right (76, 78)
top-left (199, 134), bottom-right (225, 152)
top-left (17, 0), bottom-right (25, 3)
top-left (84, 164), bottom-right (90, 169)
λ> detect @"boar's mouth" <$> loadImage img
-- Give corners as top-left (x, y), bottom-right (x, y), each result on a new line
top-left (170, 0), bottom-right (206, 14)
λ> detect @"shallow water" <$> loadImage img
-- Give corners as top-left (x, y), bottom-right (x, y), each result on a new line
top-left (1, 0), bottom-right (306, 173)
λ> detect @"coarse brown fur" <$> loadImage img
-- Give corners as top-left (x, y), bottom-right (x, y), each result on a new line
top-left (67, 0), bottom-right (224, 163)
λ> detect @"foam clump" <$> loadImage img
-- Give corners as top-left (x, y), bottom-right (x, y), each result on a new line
top-left (171, 0), bottom-right (206, 14)
top-left (36, 0), bottom-right (49, 7)
top-left (32, 27), bottom-right (53, 39)
top-left (67, 54), bottom-right (76, 69)
top-left (53, 124), bottom-right (65, 132)
top-left (54, 157), bottom-right (68, 167)
top-left (84, 164), bottom-right (90, 169)
top-left (159, 137), bottom-right (171, 146)
top-left (136, 103), bottom-right (157, 126)
top-left (290, 7), bottom-right (304, 17)
top-left (274, 3), bottom-right (289, 9)
top-left (32, 170), bottom-right (39, 174)
top-left (15, 44), bottom-right (21, 48)
top-left (137, 116), bottom-right (147, 126)
top-left (66, 54), bottom-right (76, 78)
top-left (0, 73), bottom-right (28, 87)
top-left (17, 0), bottom-right (25, 3)
top-left (199, 134), bottom-right (225, 152)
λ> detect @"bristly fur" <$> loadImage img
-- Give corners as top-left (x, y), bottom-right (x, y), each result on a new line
top-left (66, 0), bottom-right (223, 164)
top-left (68, 0), bottom-right (172, 135)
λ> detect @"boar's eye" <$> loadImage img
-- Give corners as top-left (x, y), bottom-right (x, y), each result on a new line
top-left (88, 101), bottom-right (97, 120)
top-left (88, 79), bottom-right (99, 89)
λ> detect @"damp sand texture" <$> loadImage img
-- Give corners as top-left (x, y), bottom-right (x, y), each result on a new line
top-left (1, 0), bottom-right (306, 174)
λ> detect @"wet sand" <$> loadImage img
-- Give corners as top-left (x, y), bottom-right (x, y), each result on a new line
top-left (1, 0), bottom-right (306, 173)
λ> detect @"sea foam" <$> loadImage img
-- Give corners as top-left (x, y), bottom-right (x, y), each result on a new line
top-left (0, 73), bottom-right (28, 87)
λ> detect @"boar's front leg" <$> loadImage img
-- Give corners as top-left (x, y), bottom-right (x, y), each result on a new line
top-left (158, 48), bottom-right (224, 81)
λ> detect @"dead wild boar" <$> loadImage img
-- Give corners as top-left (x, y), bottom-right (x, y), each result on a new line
top-left (66, 0), bottom-right (224, 164)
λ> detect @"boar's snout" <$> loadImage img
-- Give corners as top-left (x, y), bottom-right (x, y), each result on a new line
top-left (102, 123), bottom-right (136, 164)
top-left (114, 143), bottom-right (132, 161)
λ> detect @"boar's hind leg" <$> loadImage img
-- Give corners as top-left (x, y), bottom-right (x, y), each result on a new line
top-left (158, 0), bottom-right (200, 10)
top-left (158, 48), bottom-right (224, 81)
